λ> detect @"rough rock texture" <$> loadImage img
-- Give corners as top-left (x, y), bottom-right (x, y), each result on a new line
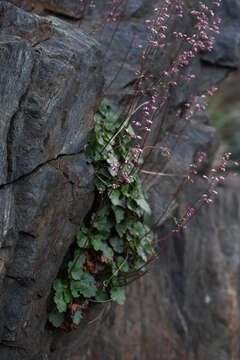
top-left (69, 179), bottom-right (240, 360)
top-left (201, 0), bottom-right (240, 68)
top-left (6, 0), bottom-right (85, 18)
top-left (0, 2), bottom-right (102, 359)
top-left (0, 0), bottom-right (240, 359)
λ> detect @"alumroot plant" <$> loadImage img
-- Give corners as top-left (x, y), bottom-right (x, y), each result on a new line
top-left (49, 99), bottom-right (154, 328)
top-left (48, 0), bottom-right (239, 329)
top-left (171, 151), bottom-right (239, 233)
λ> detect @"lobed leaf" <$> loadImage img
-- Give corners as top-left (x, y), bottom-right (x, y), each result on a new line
top-left (72, 308), bottom-right (83, 325)
top-left (48, 311), bottom-right (64, 328)
top-left (110, 286), bottom-right (126, 305)
top-left (112, 206), bottom-right (125, 224)
top-left (110, 237), bottom-right (124, 253)
top-left (70, 271), bottom-right (97, 298)
top-left (95, 288), bottom-right (109, 302)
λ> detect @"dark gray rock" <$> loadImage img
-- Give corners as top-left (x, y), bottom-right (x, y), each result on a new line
top-left (0, 158), bottom-right (95, 355)
top-left (6, 0), bottom-right (86, 18)
top-left (0, 2), bottom-right (102, 359)
top-left (8, 0), bottom-right (146, 19)
top-left (0, 2), bottom-right (102, 182)
top-left (75, 180), bottom-right (240, 360)
top-left (0, 37), bottom-right (34, 185)
top-left (145, 117), bottom-right (218, 228)
top-left (201, 0), bottom-right (240, 68)
top-left (69, 1), bottom-right (240, 360)
top-left (201, 30), bottom-right (240, 68)
top-left (175, 178), bottom-right (240, 360)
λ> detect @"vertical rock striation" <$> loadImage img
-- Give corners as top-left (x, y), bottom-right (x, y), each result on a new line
top-left (0, 2), bottom-right (103, 359)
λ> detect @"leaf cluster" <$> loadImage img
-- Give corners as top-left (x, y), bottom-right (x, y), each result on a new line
top-left (49, 99), bottom-right (153, 328)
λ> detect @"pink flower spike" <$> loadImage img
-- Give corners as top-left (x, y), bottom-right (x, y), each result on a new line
top-left (144, 127), bottom-right (151, 132)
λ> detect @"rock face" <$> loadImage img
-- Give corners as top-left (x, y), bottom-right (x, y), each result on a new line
top-left (201, 0), bottom-right (240, 68)
top-left (5, 0), bottom-right (85, 18)
top-left (0, 0), bottom-right (240, 359)
top-left (70, 179), bottom-right (240, 360)
top-left (0, 2), bottom-right (102, 359)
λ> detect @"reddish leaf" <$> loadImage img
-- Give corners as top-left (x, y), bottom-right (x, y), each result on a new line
top-left (71, 303), bottom-right (78, 314)
top-left (79, 299), bottom-right (89, 309)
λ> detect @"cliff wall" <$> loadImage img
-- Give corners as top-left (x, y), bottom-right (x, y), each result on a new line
top-left (0, 1), bottom-right (240, 359)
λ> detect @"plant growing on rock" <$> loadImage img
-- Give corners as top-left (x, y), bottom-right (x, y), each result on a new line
top-left (48, 0), bottom-right (240, 329)
top-left (49, 99), bottom-right (153, 327)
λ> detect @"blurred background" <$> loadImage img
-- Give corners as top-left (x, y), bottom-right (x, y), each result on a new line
top-left (207, 69), bottom-right (240, 165)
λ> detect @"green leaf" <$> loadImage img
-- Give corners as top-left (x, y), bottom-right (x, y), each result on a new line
top-left (110, 237), bottom-right (124, 253)
top-left (119, 145), bottom-right (127, 157)
top-left (53, 279), bottom-right (66, 293)
top-left (98, 205), bottom-right (111, 217)
top-left (127, 198), bottom-right (144, 217)
top-left (111, 277), bottom-right (119, 287)
top-left (117, 256), bottom-right (129, 272)
top-left (143, 241), bottom-right (154, 254)
top-left (101, 243), bottom-right (114, 260)
top-left (135, 198), bottom-right (151, 215)
top-left (109, 190), bottom-right (124, 207)
top-left (54, 293), bottom-right (67, 313)
top-left (125, 125), bottom-right (135, 137)
top-left (126, 198), bottom-right (137, 211)
top-left (93, 207), bottom-right (113, 232)
top-left (94, 112), bottom-right (103, 123)
top-left (129, 221), bottom-right (146, 238)
top-left (68, 254), bottom-right (86, 280)
top-left (77, 231), bottom-right (89, 248)
top-left (63, 288), bottom-right (71, 304)
top-left (72, 308), bottom-right (83, 325)
top-left (71, 268), bottom-right (85, 281)
top-left (134, 258), bottom-right (146, 270)
top-left (53, 279), bottom-right (69, 312)
top-left (95, 288), bottom-right (109, 302)
top-left (49, 311), bottom-right (64, 328)
top-left (141, 226), bottom-right (153, 242)
top-left (116, 223), bottom-right (125, 237)
top-left (70, 271), bottom-right (97, 298)
top-left (91, 234), bottom-right (114, 260)
top-left (126, 233), bottom-right (135, 246)
top-left (98, 101), bottom-right (108, 116)
top-left (97, 167), bottom-right (112, 180)
top-left (96, 177), bottom-right (107, 192)
top-left (112, 206), bottom-right (125, 224)
top-left (136, 244), bottom-right (147, 261)
top-left (110, 286), bottom-right (126, 305)
top-left (94, 217), bottom-right (112, 232)
top-left (90, 233), bottom-right (105, 249)
top-left (81, 225), bottom-right (88, 234)
top-left (115, 220), bottom-right (130, 237)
